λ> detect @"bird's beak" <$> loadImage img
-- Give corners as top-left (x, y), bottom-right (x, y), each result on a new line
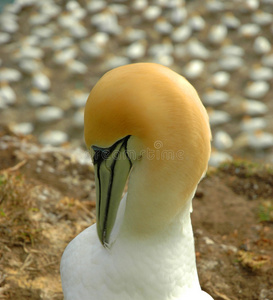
top-left (92, 136), bottom-right (132, 247)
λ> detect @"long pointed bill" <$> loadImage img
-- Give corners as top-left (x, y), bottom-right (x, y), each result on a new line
top-left (92, 136), bottom-right (132, 247)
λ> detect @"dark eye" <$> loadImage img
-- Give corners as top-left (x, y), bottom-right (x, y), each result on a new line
top-left (92, 146), bottom-right (111, 165)
top-left (91, 135), bottom-right (132, 166)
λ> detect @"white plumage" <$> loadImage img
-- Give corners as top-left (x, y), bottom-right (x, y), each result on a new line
top-left (61, 197), bottom-right (212, 300)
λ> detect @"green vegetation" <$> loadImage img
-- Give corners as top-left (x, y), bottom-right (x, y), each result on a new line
top-left (259, 200), bottom-right (273, 222)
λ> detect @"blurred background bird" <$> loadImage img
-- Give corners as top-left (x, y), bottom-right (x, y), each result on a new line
top-left (0, 0), bottom-right (272, 167)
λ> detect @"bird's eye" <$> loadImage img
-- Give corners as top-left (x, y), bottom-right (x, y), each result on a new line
top-left (91, 136), bottom-right (132, 166)
top-left (92, 146), bottom-right (111, 165)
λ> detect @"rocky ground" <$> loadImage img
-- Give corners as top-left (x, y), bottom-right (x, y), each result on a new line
top-left (0, 127), bottom-right (272, 300)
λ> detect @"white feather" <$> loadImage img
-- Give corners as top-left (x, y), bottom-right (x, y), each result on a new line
top-left (61, 197), bottom-right (212, 300)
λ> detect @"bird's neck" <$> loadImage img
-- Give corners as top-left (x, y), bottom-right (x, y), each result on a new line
top-left (121, 155), bottom-right (198, 236)
top-left (121, 192), bottom-right (195, 242)
top-left (115, 198), bottom-right (201, 298)
top-left (108, 161), bottom-right (202, 298)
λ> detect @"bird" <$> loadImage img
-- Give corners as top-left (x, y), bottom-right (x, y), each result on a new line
top-left (60, 63), bottom-right (213, 300)
top-left (202, 88), bottom-right (229, 107)
top-left (209, 149), bottom-right (232, 167)
top-left (183, 60), bottom-right (205, 79)
top-left (39, 130), bottom-right (68, 146)
top-left (238, 23), bottom-right (260, 38)
top-left (253, 36), bottom-right (271, 55)
top-left (208, 24), bottom-right (227, 45)
top-left (171, 24), bottom-right (192, 43)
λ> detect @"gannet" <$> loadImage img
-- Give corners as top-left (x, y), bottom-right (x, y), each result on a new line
top-left (183, 60), bottom-right (204, 80)
top-left (0, 81), bottom-right (16, 105)
top-left (61, 63), bottom-right (213, 300)
top-left (32, 72), bottom-right (51, 91)
top-left (238, 23), bottom-right (260, 38)
top-left (207, 108), bottom-right (231, 126)
top-left (39, 130), bottom-right (68, 147)
top-left (66, 59), bottom-right (88, 75)
top-left (244, 81), bottom-right (269, 99)
top-left (253, 36), bottom-right (271, 55)
top-left (27, 88), bottom-right (50, 107)
top-left (211, 71), bottom-right (230, 89)
top-left (9, 122), bottom-right (34, 136)
top-left (126, 40), bottom-right (147, 60)
top-left (36, 106), bottom-right (64, 123)
top-left (171, 25), bottom-right (192, 43)
top-left (188, 14), bottom-right (205, 32)
top-left (222, 12), bottom-right (240, 29)
top-left (208, 24), bottom-right (227, 45)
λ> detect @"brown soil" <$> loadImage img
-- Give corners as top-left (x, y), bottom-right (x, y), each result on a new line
top-left (0, 127), bottom-right (272, 300)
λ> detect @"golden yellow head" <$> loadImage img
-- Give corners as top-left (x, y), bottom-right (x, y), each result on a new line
top-left (84, 62), bottom-right (210, 171)
top-left (84, 63), bottom-right (211, 245)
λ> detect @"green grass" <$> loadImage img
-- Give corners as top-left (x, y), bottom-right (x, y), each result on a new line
top-left (259, 200), bottom-right (273, 222)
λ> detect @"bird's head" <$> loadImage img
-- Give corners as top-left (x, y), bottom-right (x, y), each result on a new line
top-left (84, 63), bottom-right (211, 247)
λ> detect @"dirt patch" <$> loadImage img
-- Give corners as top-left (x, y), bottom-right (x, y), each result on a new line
top-left (193, 164), bottom-right (273, 300)
top-left (0, 130), bottom-right (272, 300)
